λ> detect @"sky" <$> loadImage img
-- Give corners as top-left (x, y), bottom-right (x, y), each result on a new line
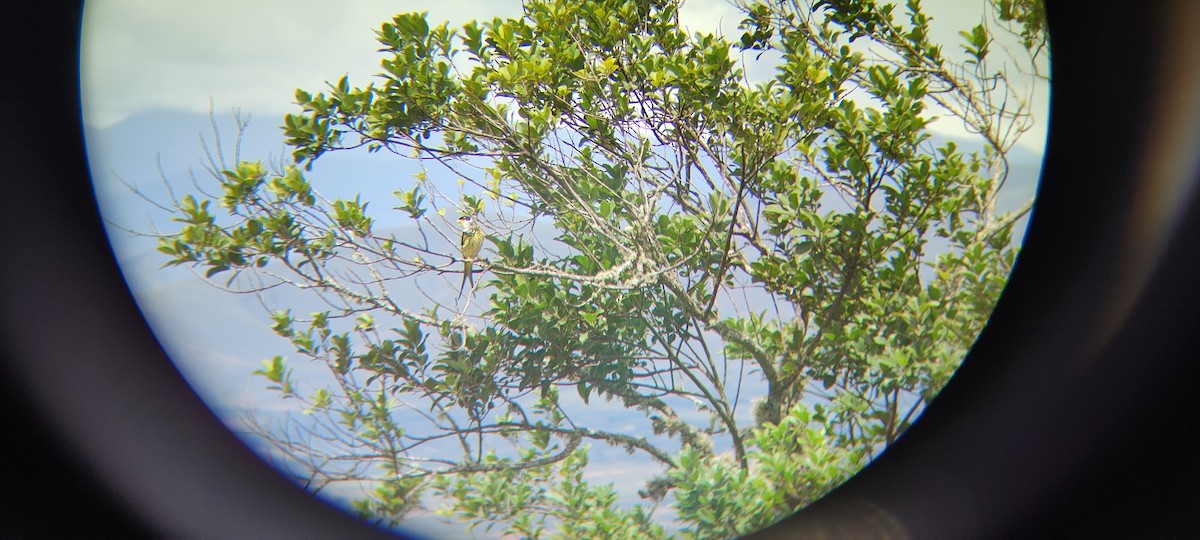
top-left (79, 1), bottom-right (1048, 537)
top-left (80, 0), bottom-right (1049, 150)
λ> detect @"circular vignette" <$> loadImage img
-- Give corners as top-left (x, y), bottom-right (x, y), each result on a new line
top-left (2, 1), bottom-right (1199, 538)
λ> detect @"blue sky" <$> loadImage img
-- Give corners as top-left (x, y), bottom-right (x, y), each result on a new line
top-left (80, 1), bottom-right (1048, 537)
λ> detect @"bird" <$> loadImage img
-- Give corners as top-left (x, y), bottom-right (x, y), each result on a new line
top-left (458, 215), bottom-right (484, 295)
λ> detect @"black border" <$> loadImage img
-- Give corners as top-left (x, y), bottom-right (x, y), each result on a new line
top-left (2, 1), bottom-right (1198, 538)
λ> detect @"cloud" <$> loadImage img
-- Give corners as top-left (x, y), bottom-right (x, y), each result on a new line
top-left (77, 0), bottom-right (742, 128)
top-left (80, 0), bottom-right (1046, 150)
top-left (678, 0), bottom-right (743, 35)
top-left (80, 1), bottom-right (528, 129)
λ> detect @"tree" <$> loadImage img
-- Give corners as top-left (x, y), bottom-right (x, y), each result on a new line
top-left (990, 0), bottom-right (1048, 72)
top-left (150, 0), bottom-right (1043, 536)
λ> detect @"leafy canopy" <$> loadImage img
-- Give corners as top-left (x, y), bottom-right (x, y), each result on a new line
top-left (152, 0), bottom-right (1042, 536)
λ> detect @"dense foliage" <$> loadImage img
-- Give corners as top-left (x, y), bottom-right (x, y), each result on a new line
top-left (153, 0), bottom-right (1042, 536)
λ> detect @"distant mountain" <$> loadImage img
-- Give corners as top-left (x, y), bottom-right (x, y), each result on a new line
top-left (86, 108), bottom-right (1045, 425)
top-left (87, 108), bottom-right (1042, 228)
top-left (82, 108), bottom-right (1045, 537)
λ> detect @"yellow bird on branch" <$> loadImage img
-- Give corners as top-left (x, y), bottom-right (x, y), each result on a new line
top-left (457, 215), bottom-right (484, 296)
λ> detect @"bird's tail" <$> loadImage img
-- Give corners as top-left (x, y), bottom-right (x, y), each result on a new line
top-left (459, 259), bottom-right (474, 296)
